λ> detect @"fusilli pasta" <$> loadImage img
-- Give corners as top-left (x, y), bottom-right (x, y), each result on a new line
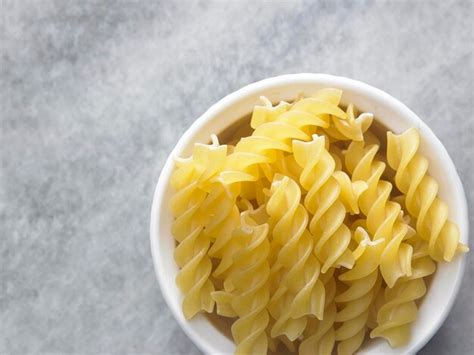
top-left (293, 135), bottom-right (366, 272)
top-left (344, 140), bottom-right (414, 287)
top-left (387, 128), bottom-right (468, 261)
top-left (266, 174), bottom-right (325, 340)
top-left (171, 136), bottom-right (227, 319)
top-left (167, 89), bottom-right (468, 354)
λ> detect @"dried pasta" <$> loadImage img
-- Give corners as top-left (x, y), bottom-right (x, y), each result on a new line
top-left (335, 227), bottom-right (383, 355)
top-left (170, 136), bottom-right (226, 319)
top-left (299, 268), bottom-right (337, 355)
top-left (217, 204), bottom-right (271, 353)
top-left (292, 135), bottom-right (367, 272)
top-left (386, 128), bottom-right (469, 261)
top-left (168, 89), bottom-right (468, 354)
top-left (344, 140), bottom-right (414, 288)
top-left (370, 235), bottom-right (436, 346)
top-left (266, 175), bottom-right (325, 340)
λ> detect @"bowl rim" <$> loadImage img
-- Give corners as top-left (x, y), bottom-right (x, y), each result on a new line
top-left (150, 73), bottom-right (468, 355)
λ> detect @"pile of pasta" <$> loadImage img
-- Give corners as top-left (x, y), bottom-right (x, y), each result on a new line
top-left (169, 89), bottom-right (468, 355)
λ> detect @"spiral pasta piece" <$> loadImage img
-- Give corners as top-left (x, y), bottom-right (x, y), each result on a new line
top-left (387, 128), bottom-right (469, 261)
top-left (370, 244), bottom-right (436, 347)
top-left (251, 97), bottom-right (292, 128)
top-left (324, 103), bottom-right (374, 142)
top-left (299, 268), bottom-right (337, 355)
top-left (266, 174), bottom-right (325, 340)
top-left (344, 140), bottom-right (414, 287)
top-left (216, 205), bottom-right (272, 354)
top-left (205, 125), bottom-right (309, 284)
top-left (171, 136), bottom-right (228, 319)
top-left (218, 90), bottom-right (348, 188)
top-left (203, 183), bottom-right (241, 278)
top-left (293, 135), bottom-right (367, 272)
top-left (290, 92), bottom-right (347, 121)
top-left (170, 135), bottom-right (226, 191)
top-left (211, 200), bottom-right (262, 317)
top-left (335, 227), bottom-right (383, 355)
top-left (252, 89), bottom-right (346, 131)
top-left (216, 119), bottom-right (308, 186)
top-left (258, 151), bottom-right (303, 184)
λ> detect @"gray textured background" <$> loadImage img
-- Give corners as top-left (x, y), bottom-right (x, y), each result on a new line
top-left (1, 0), bottom-right (472, 354)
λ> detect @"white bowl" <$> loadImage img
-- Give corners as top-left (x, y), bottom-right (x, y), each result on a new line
top-left (150, 74), bottom-right (468, 355)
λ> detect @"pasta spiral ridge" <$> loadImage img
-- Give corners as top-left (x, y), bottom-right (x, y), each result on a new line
top-left (293, 135), bottom-right (367, 272)
top-left (220, 89), bottom-right (349, 186)
top-left (370, 239), bottom-right (437, 346)
top-left (386, 128), bottom-right (469, 261)
top-left (299, 269), bottom-right (337, 355)
top-left (204, 183), bottom-right (241, 278)
top-left (344, 140), bottom-right (414, 287)
top-left (252, 89), bottom-right (347, 131)
top-left (216, 118), bottom-right (310, 186)
top-left (323, 103), bottom-right (373, 142)
top-left (223, 205), bottom-right (272, 354)
top-left (335, 227), bottom-right (383, 355)
top-left (266, 174), bottom-right (325, 341)
top-left (171, 137), bottom-right (228, 319)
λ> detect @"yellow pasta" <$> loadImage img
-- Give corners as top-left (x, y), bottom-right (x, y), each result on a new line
top-left (239, 178), bottom-right (269, 206)
top-left (293, 135), bottom-right (367, 272)
top-left (171, 136), bottom-right (227, 319)
top-left (219, 204), bottom-right (271, 354)
top-left (324, 103), bottom-right (373, 142)
top-left (335, 227), bottom-right (383, 355)
top-left (344, 140), bottom-right (414, 287)
top-left (387, 128), bottom-right (469, 261)
top-left (328, 143), bottom-right (345, 171)
top-left (218, 89), bottom-right (350, 189)
top-left (266, 174), bottom-right (325, 340)
top-left (203, 183), bottom-right (241, 278)
top-left (167, 89), bottom-right (468, 354)
top-left (216, 119), bottom-right (307, 187)
top-left (299, 268), bottom-right (337, 355)
top-left (370, 239), bottom-right (436, 346)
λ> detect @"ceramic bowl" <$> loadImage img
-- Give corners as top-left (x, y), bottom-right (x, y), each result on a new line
top-left (150, 73), bottom-right (468, 354)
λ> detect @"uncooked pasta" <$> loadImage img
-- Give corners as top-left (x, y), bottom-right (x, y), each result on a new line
top-left (168, 89), bottom-right (468, 354)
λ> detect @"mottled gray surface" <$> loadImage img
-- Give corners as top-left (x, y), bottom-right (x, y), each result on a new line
top-left (1, 0), bottom-right (472, 354)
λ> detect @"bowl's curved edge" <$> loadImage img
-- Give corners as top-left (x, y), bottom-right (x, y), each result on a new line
top-left (150, 73), bottom-right (469, 355)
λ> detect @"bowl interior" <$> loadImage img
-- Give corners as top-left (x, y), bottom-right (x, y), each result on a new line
top-left (151, 74), bottom-right (468, 355)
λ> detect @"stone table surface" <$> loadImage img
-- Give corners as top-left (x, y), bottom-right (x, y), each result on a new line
top-left (1, 0), bottom-right (473, 354)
